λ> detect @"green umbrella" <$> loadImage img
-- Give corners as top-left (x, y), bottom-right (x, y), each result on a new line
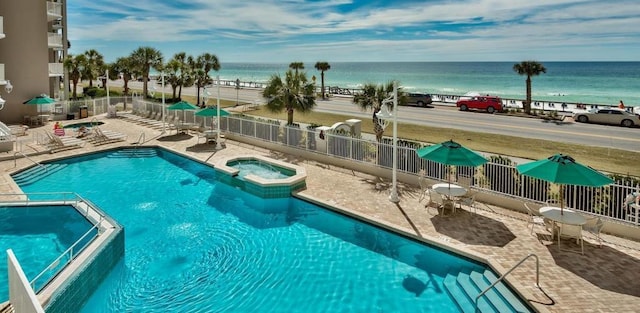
top-left (23, 94), bottom-right (56, 114)
top-left (516, 154), bottom-right (614, 214)
top-left (195, 106), bottom-right (230, 117)
top-left (195, 106), bottom-right (230, 129)
top-left (167, 101), bottom-right (199, 111)
top-left (167, 101), bottom-right (199, 123)
top-left (416, 140), bottom-right (488, 167)
top-left (416, 140), bottom-right (488, 188)
top-left (23, 94), bottom-right (56, 105)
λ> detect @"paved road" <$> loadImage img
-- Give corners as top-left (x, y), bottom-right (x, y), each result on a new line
top-left (119, 81), bottom-right (640, 152)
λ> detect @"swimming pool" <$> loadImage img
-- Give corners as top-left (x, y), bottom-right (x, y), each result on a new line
top-left (13, 148), bottom-right (531, 312)
top-left (0, 205), bottom-right (95, 302)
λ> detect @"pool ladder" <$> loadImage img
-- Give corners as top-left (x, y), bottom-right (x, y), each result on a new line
top-left (474, 253), bottom-right (541, 312)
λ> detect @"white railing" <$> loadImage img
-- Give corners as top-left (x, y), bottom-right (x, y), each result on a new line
top-left (47, 32), bottom-right (63, 48)
top-left (46, 2), bottom-right (63, 18)
top-left (48, 63), bottom-right (63, 76)
top-left (127, 98), bottom-right (640, 225)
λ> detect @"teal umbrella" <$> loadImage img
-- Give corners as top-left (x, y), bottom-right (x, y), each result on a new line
top-left (195, 106), bottom-right (230, 129)
top-left (416, 140), bottom-right (487, 188)
top-left (516, 154), bottom-right (614, 213)
top-left (416, 140), bottom-right (487, 167)
top-left (24, 94), bottom-right (56, 114)
top-left (167, 101), bottom-right (199, 111)
top-left (167, 101), bottom-right (199, 122)
top-left (23, 94), bottom-right (56, 105)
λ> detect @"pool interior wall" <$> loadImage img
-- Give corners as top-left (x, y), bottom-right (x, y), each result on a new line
top-left (0, 205), bottom-right (96, 303)
top-left (10, 147), bottom-right (533, 312)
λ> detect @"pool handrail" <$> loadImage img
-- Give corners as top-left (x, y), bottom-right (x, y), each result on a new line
top-left (13, 151), bottom-right (46, 172)
top-left (474, 253), bottom-right (540, 312)
top-left (29, 219), bottom-right (102, 292)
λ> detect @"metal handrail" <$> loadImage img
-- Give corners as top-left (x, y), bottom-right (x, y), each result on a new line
top-left (474, 253), bottom-right (539, 311)
top-left (135, 132), bottom-right (145, 146)
top-left (14, 151), bottom-right (47, 171)
top-left (29, 221), bottom-right (101, 291)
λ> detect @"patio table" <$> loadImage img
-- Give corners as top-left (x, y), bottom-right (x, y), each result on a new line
top-left (539, 207), bottom-right (587, 226)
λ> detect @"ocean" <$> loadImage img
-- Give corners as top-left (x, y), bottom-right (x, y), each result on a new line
top-left (215, 62), bottom-right (639, 106)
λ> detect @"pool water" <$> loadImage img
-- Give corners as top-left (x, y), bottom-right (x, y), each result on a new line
top-left (0, 205), bottom-right (95, 302)
top-left (15, 148), bottom-right (494, 312)
top-left (228, 160), bottom-right (292, 180)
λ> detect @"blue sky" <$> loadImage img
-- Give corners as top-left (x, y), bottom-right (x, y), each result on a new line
top-left (67, 0), bottom-right (639, 63)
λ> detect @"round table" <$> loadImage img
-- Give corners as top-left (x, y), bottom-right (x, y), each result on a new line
top-left (432, 183), bottom-right (467, 197)
top-left (539, 207), bottom-right (586, 225)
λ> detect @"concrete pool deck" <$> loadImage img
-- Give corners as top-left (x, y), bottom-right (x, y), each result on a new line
top-left (1, 114), bottom-right (639, 312)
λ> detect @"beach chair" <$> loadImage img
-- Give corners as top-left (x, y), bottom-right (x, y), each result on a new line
top-left (93, 127), bottom-right (127, 145)
top-left (44, 131), bottom-right (85, 152)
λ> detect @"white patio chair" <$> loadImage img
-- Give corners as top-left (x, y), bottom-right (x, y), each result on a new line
top-left (524, 202), bottom-right (546, 235)
top-left (558, 223), bottom-right (584, 255)
top-left (417, 175), bottom-right (431, 203)
top-left (458, 191), bottom-right (477, 214)
top-left (583, 217), bottom-right (604, 247)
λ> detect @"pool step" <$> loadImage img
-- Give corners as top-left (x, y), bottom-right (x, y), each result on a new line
top-left (108, 148), bottom-right (158, 158)
top-left (11, 163), bottom-right (68, 186)
top-left (443, 268), bottom-right (531, 313)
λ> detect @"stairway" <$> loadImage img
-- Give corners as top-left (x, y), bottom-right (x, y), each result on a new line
top-left (107, 148), bottom-right (158, 158)
top-left (11, 163), bottom-right (68, 186)
top-left (443, 268), bottom-right (531, 313)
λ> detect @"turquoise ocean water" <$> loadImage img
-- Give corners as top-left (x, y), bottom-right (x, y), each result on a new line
top-left (215, 62), bottom-right (639, 106)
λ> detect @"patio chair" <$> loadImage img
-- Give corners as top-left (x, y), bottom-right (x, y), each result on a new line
top-left (417, 175), bottom-right (431, 203)
top-left (426, 189), bottom-right (443, 215)
top-left (457, 175), bottom-right (472, 189)
top-left (458, 191), bottom-right (477, 214)
top-left (583, 217), bottom-right (604, 247)
top-left (558, 223), bottom-right (584, 255)
top-left (524, 202), bottom-right (545, 235)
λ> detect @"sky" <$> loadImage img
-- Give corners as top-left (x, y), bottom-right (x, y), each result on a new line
top-left (67, 0), bottom-right (640, 63)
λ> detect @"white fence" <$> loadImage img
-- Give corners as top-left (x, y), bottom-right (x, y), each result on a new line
top-left (126, 99), bottom-right (640, 226)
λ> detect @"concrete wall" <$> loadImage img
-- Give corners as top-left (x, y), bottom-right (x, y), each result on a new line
top-left (0, 0), bottom-right (54, 124)
top-left (7, 249), bottom-right (45, 313)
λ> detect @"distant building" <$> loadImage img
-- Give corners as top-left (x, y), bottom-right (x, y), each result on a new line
top-left (0, 1), bottom-right (68, 124)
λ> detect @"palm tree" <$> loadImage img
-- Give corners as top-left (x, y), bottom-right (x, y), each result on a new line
top-left (130, 46), bottom-right (163, 98)
top-left (110, 56), bottom-right (134, 97)
top-left (164, 59), bottom-right (182, 100)
top-left (513, 61), bottom-right (547, 114)
top-left (314, 61), bottom-right (331, 100)
top-left (63, 54), bottom-right (87, 99)
top-left (82, 49), bottom-right (104, 88)
top-left (263, 69), bottom-right (316, 125)
top-left (171, 52), bottom-right (190, 100)
top-left (289, 62), bottom-right (304, 75)
top-left (189, 53), bottom-right (220, 105)
top-left (352, 82), bottom-right (396, 142)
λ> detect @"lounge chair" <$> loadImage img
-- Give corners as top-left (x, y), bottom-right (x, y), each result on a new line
top-left (44, 131), bottom-right (85, 152)
top-left (89, 127), bottom-right (127, 145)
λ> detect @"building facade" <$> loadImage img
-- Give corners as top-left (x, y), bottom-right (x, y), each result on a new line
top-left (0, 0), bottom-right (67, 124)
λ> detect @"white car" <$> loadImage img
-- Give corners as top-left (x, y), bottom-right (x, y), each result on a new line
top-left (573, 108), bottom-right (640, 127)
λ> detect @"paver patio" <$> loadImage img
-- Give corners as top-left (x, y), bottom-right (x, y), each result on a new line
top-left (1, 115), bottom-right (639, 312)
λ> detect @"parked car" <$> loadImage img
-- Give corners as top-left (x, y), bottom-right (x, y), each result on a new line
top-left (456, 96), bottom-right (503, 113)
top-left (573, 108), bottom-right (639, 127)
top-left (404, 93), bottom-right (433, 107)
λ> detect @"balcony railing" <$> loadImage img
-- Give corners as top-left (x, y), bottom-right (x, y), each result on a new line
top-left (47, 2), bottom-right (63, 21)
top-left (0, 16), bottom-right (5, 39)
top-left (48, 32), bottom-right (63, 49)
top-left (49, 63), bottom-right (63, 77)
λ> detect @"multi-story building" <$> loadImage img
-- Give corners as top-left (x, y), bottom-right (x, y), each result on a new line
top-left (0, 0), bottom-right (68, 124)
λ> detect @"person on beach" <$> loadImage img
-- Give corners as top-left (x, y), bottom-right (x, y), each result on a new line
top-left (618, 100), bottom-right (625, 109)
